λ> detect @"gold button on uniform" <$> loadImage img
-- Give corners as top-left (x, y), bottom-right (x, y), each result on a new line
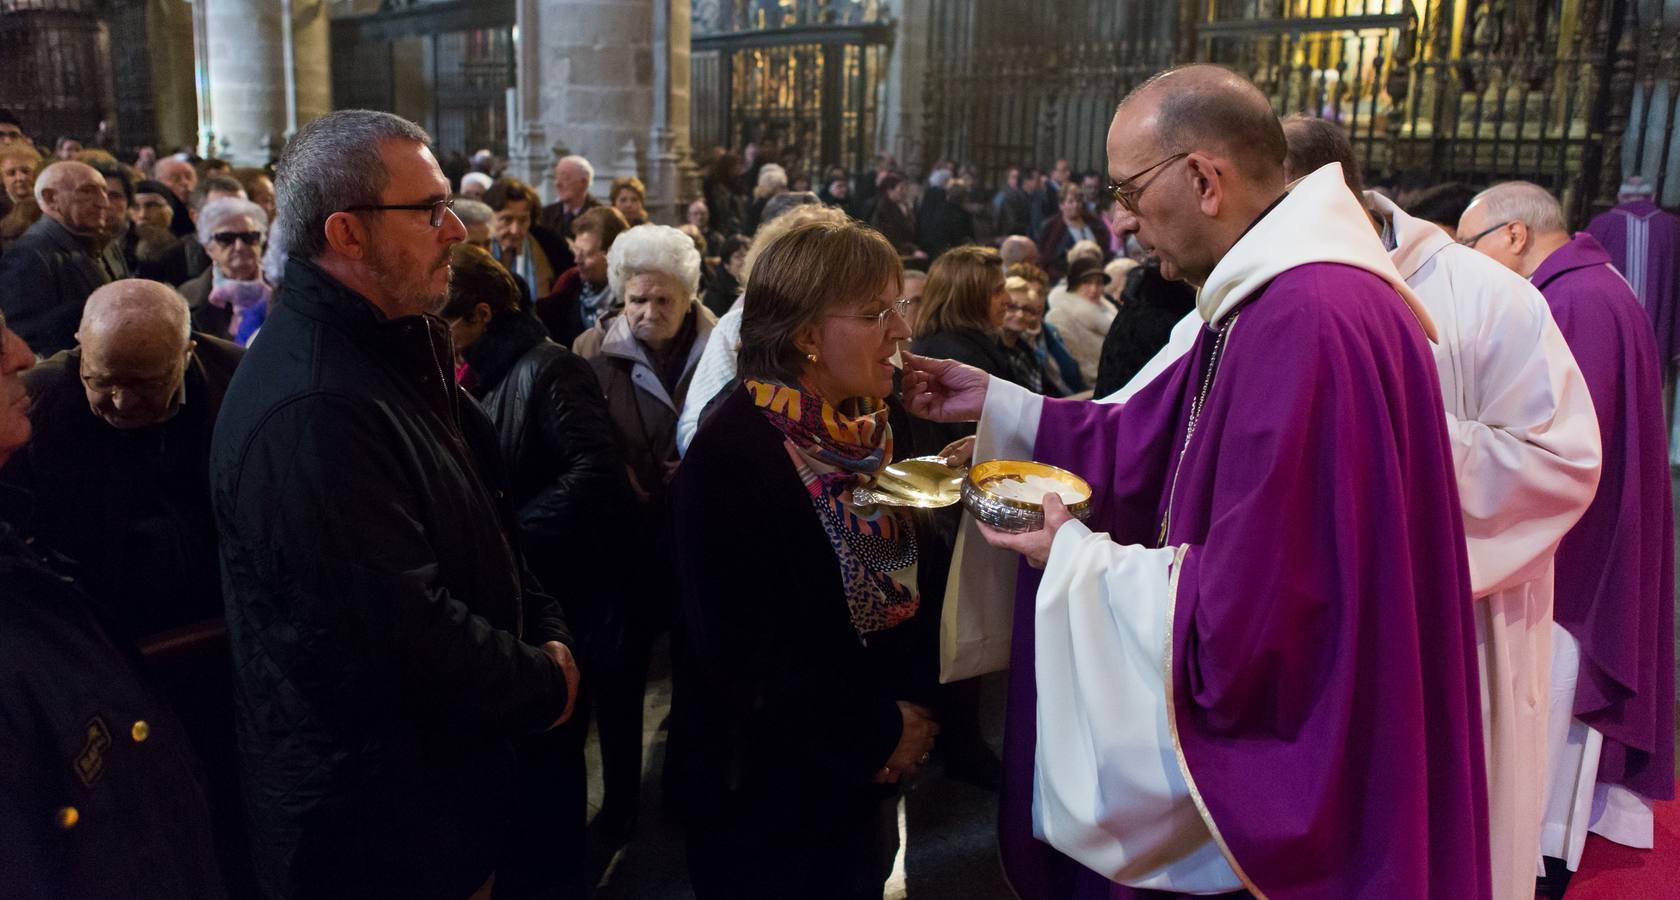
top-left (54, 806), bottom-right (79, 829)
top-left (131, 720), bottom-right (150, 742)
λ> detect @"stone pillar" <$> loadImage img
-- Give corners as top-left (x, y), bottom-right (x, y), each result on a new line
top-left (879, 0), bottom-right (931, 169)
top-left (145, 0), bottom-right (202, 153)
top-left (199, 0), bottom-right (331, 165)
top-left (646, 0), bottom-right (701, 223)
top-left (512, 0), bottom-right (695, 214)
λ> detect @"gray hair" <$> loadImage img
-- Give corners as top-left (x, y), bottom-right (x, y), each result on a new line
top-left (262, 220), bottom-right (288, 285)
top-left (1000, 235), bottom-right (1039, 268)
top-left (607, 224), bottom-right (702, 300)
top-left (1620, 176), bottom-right (1656, 198)
top-left (760, 191), bottom-right (821, 226)
top-left (453, 198), bottom-right (494, 228)
top-left (1067, 239), bottom-right (1104, 265)
top-left (1469, 181), bottom-right (1568, 236)
top-left (755, 164), bottom-right (787, 197)
top-left (274, 109), bottom-right (432, 262)
top-left (80, 279), bottom-right (192, 346)
top-left (33, 160), bottom-right (100, 207)
top-left (197, 197), bottom-right (269, 246)
top-left (557, 154), bottom-right (594, 185)
top-left (460, 172), bottom-right (493, 194)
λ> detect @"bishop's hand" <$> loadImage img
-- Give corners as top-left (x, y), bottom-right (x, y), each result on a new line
top-left (976, 493), bottom-right (1075, 569)
top-left (901, 353), bottom-right (989, 423)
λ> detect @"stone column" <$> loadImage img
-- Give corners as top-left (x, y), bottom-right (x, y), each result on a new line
top-left (879, 0), bottom-right (931, 168)
top-left (513, 0), bottom-right (695, 213)
top-left (199, 0), bottom-right (331, 165)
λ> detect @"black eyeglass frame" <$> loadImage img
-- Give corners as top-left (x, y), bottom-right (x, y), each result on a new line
top-left (1107, 151), bottom-right (1191, 214)
top-left (343, 198), bottom-right (456, 228)
top-left (1458, 220), bottom-right (1515, 248)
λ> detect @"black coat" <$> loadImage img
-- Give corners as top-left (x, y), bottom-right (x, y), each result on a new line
top-left (1093, 260), bottom-right (1198, 397)
top-left (537, 194), bottom-right (601, 240)
top-left (671, 385), bottom-right (930, 820)
top-left (0, 217), bottom-right (119, 356)
top-left (903, 327), bottom-right (1017, 620)
top-left (0, 522), bottom-right (226, 900)
top-left (906, 327), bottom-right (1014, 454)
top-left (464, 311), bottom-right (635, 594)
top-left (209, 258), bottom-right (574, 899)
top-left (870, 197), bottom-right (918, 255)
top-left (2, 334), bottom-right (252, 892)
top-left (916, 187), bottom-right (973, 257)
top-left (3, 334), bottom-right (242, 641)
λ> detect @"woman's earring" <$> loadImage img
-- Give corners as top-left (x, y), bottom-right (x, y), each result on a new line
top-left (807, 353), bottom-right (818, 363)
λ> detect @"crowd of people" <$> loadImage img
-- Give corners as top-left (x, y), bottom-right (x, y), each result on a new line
top-left (0, 60), bottom-right (1675, 900)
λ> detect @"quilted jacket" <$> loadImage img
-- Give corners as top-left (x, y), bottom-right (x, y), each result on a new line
top-left (209, 258), bottom-right (573, 899)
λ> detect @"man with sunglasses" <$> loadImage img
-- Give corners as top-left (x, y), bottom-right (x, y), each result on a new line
top-left (0, 160), bottom-right (118, 356)
top-left (209, 110), bottom-right (579, 900)
top-left (1462, 181), bottom-right (1675, 893)
top-left (908, 65), bottom-right (1489, 898)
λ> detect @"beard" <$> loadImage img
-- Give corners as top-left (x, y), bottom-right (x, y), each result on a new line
top-left (367, 242), bottom-right (451, 317)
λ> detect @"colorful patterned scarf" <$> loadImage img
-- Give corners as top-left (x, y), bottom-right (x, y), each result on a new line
top-left (746, 379), bottom-right (919, 639)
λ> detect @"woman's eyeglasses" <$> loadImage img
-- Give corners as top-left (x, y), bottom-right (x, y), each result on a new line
top-left (344, 197), bottom-right (456, 228)
top-left (831, 297), bottom-right (916, 330)
top-left (1004, 302), bottom-right (1042, 317)
top-left (211, 231), bottom-right (263, 247)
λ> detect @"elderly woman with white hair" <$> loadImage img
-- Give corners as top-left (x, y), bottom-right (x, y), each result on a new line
top-left (571, 222), bottom-right (716, 843)
top-left (180, 196), bottom-right (271, 346)
top-left (746, 162), bottom-right (788, 233)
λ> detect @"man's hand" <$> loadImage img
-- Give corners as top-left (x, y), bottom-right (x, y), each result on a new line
top-left (976, 493), bottom-right (1075, 569)
top-left (541, 640), bottom-right (580, 729)
top-left (872, 701), bottom-right (939, 785)
top-left (901, 353), bottom-right (990, 423)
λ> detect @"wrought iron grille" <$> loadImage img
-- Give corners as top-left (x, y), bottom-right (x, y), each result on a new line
top-left (329, 0), bottom-right (515, 158)
top-left (0, 0), bottom-right (115, 146)
top-left (924, 0), bottom-right (1677, 222)
top-left (691, 0), bottom-right (889, 175)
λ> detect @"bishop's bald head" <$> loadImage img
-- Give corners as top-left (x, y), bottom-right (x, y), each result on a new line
top-left (1106, 65), bottom-right (1288, 287)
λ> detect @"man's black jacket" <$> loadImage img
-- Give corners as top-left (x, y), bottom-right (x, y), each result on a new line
top-left (209, 257), bottom-right (573, 899)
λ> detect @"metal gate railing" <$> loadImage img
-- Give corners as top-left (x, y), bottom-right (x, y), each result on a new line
top-left (923, 0), bottom-right (1680, 222)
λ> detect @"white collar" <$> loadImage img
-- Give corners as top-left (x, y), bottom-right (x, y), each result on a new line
top-left (1197, 163), bottom-right (1437, 341)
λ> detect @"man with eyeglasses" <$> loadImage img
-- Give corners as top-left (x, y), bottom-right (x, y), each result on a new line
top-left (209, 109), bottom-right (580, 900)
top-left (1462, 181), bottom-right (1675, 894)
top-left (0, 160), bottom-right (118, 356)
top-left (907, 64), bottom-right (1489, 898)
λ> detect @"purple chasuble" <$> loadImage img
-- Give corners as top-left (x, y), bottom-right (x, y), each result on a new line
top-left (1531, 232), bottom-right (1676, 800)
top-left (999, 264), bottom-right (1490, 899)
top-left (1585, 200), bottom-right (1680, 363)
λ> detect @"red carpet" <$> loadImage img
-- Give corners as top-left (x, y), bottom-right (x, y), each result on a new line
top-left (1565, 799), bottom-right (1680, 898)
